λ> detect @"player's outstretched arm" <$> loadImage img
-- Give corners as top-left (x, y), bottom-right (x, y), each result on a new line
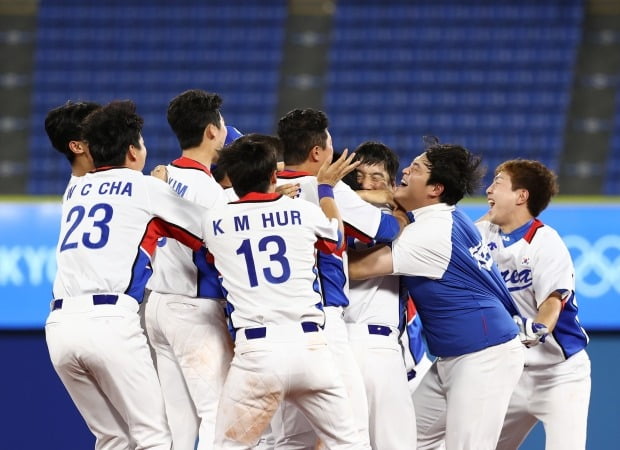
top-left (356, 188), bottom-right (394, 207)
top-left (316, 149), bottom-right (360, 245)
top-left (534, 291), bottom-right (564, 332)
top-left (348, 244), bottom-right (394, 280)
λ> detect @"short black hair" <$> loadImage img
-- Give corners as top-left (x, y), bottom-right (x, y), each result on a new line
top-left (81, 100), bottom-right (144, 168)
top-left (424, 142), bottom-right (484, 205)
top-left (213, 134), bottom-right (283, 184)
top-left (167, 89), bottom-right (223, 150)
top-left (277, 108), bottom-right (329, 165)
top-left (217, 134), bottom-right (278, 198)
top-left (352, 141), bottom-right (399, 185)
top-left (44, 101), bottom-right (100, 163)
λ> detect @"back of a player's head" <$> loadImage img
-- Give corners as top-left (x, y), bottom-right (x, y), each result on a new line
top-left (167, 89), bottom-right (223, 150)
top-left (44, 101), bottom-right (100, 162)
top-left (352, 141), bottom-right (400, 185)
top-left (217, 134), bottom-right (278, 198)
top-left (424, 139), bottom-right (484, 205)
top-left (277, 108), bottom-right (329, 165)
top-left (495, 159), bottom-right (558, 217)
top-left (82, 100), bottom-right (144, 168)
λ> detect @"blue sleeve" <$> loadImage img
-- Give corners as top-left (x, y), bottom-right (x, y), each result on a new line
top-left (374, 212), bottom-right (400, 243)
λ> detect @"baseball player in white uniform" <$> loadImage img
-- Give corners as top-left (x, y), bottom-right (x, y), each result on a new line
top-left (45, 100), bottom-right (211, 449)
top-left (273, 110), bottom-right (407, 448)
top-left (201, 136), bottom-right (368, 449)
top-left (144, 90), bottom-right (234, 450)
top-left (477, 159), bottom-right (590, 449)
top-left (348, 142), bottom-right (525, 450)
top-left (342, 141), bottom-right (417, 449)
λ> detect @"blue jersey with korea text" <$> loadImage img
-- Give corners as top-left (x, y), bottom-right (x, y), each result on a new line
top-left (392, 203), bottom-right (520, 357)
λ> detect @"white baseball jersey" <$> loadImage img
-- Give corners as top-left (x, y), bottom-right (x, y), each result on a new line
top-left (477, 219), bottom-right (591, 450)
top-left (147, 157), bottom-right (228, 298)
top-left (48, 166), bottom-right (208, 450)
top-left (202, 192), bottom-right (340, 329)
top-left (345, 209), bottom-right (416, 448)
top-left (344, 204), bottom-right (402, 327)
top-left (277, 171), bottom-right (400, 307)
top-left (477, 219), bottom-right (589, 366)
top-left (53, 167), bottom-right (206, 301)
top-left (277, 171), bottom-right (398, 244)
top-left (223, 186), bottom-right (238, 202)
top-left (144, 157), bottom-right (234, 450)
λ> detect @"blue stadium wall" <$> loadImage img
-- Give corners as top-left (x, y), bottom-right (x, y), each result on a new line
top-left (1, 200), bottom-right (619, 448)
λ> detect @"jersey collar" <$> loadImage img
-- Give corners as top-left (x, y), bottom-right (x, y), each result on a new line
top-left (499, 219), bottom-right (535, 247)
top-left (91, 166), bottom-right (127, 173)
top-left (234, 192), bottom-right (282, 203)
top-left (171, 156), bottom-right (212, 175)
top-left (277, 169), bottom-right (313, 179)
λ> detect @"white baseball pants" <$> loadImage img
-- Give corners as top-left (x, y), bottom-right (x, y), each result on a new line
top-left (214, 323), bottom-right (369, 449)
top-left (45, 293), bottom-right (172, 450)
top-left (414, 336), bottom-right (525, 450)
top-left (145, 291), bottom-right (234, 450)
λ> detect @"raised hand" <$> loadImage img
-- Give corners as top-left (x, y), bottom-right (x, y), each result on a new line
top-left (276, 182), bottom-right (301, 198)
top-left (317, 149), bottom-right (360, 187)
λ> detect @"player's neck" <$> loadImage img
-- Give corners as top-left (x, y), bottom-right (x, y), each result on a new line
top-left (71, 157), bottom-right (94, 176)
top-left (181, 146), bottom-right (216, 168)
top-left (498, 208), bottom-right (533, 234)
top-left (284, 161), bottom-right (319, 175)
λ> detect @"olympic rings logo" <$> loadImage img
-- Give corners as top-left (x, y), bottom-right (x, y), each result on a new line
top-left (563, 234), bottom-right (620, 297)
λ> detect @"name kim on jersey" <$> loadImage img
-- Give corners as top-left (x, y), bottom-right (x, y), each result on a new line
top-left (212, 209), bottom-right (302, 235)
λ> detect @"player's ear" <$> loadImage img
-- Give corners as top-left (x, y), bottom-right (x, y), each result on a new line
top-left (309, 145), bottom-right (323, 162)
top-left (205, 123), bottom-right (218, 141)
top-left (429, 182), bottom-right (444, 198)
top-left (516, 188), bottom-right (529, 205)
top-left (68, 140), bottom-right (87, 155)
top-left (270, 170), bottom-right (277, 185)
top-left (127, 144), bottom-right (140, 162)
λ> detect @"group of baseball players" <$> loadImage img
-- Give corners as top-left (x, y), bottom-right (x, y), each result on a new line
top-left (43, 89), bottom-right (590, 450)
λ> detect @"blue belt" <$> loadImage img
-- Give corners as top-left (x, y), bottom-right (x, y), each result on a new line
top-left (407, 369), bottom-right (417, 381)
top-left (52, 294), bottom-right (119, 311)
top-left (244, 322), bottom-right (320, 340)
top-left (368, 324), bottom-right (392, 336)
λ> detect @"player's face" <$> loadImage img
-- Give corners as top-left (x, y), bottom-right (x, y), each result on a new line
top-left (394, 153), bottom-right (433, 211)
top-left (320, 129), bottom-right (334, 164)
top-left (356, 162), bottom-right (392, 191)
top-left (485, 171), bottom-right (523, 226)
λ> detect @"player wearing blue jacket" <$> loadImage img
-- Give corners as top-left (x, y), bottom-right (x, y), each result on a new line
top-left (348, 141), bottom-right (525, 450)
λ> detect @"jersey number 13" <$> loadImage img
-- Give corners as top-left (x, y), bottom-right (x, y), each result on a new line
top-left (236, 235), bottom-right (291, 287)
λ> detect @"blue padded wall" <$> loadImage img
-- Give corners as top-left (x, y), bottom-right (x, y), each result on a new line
top-left (29, 0), bottom-right (286, 194)
top-left (325, 0), bottom-right (584, 190)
